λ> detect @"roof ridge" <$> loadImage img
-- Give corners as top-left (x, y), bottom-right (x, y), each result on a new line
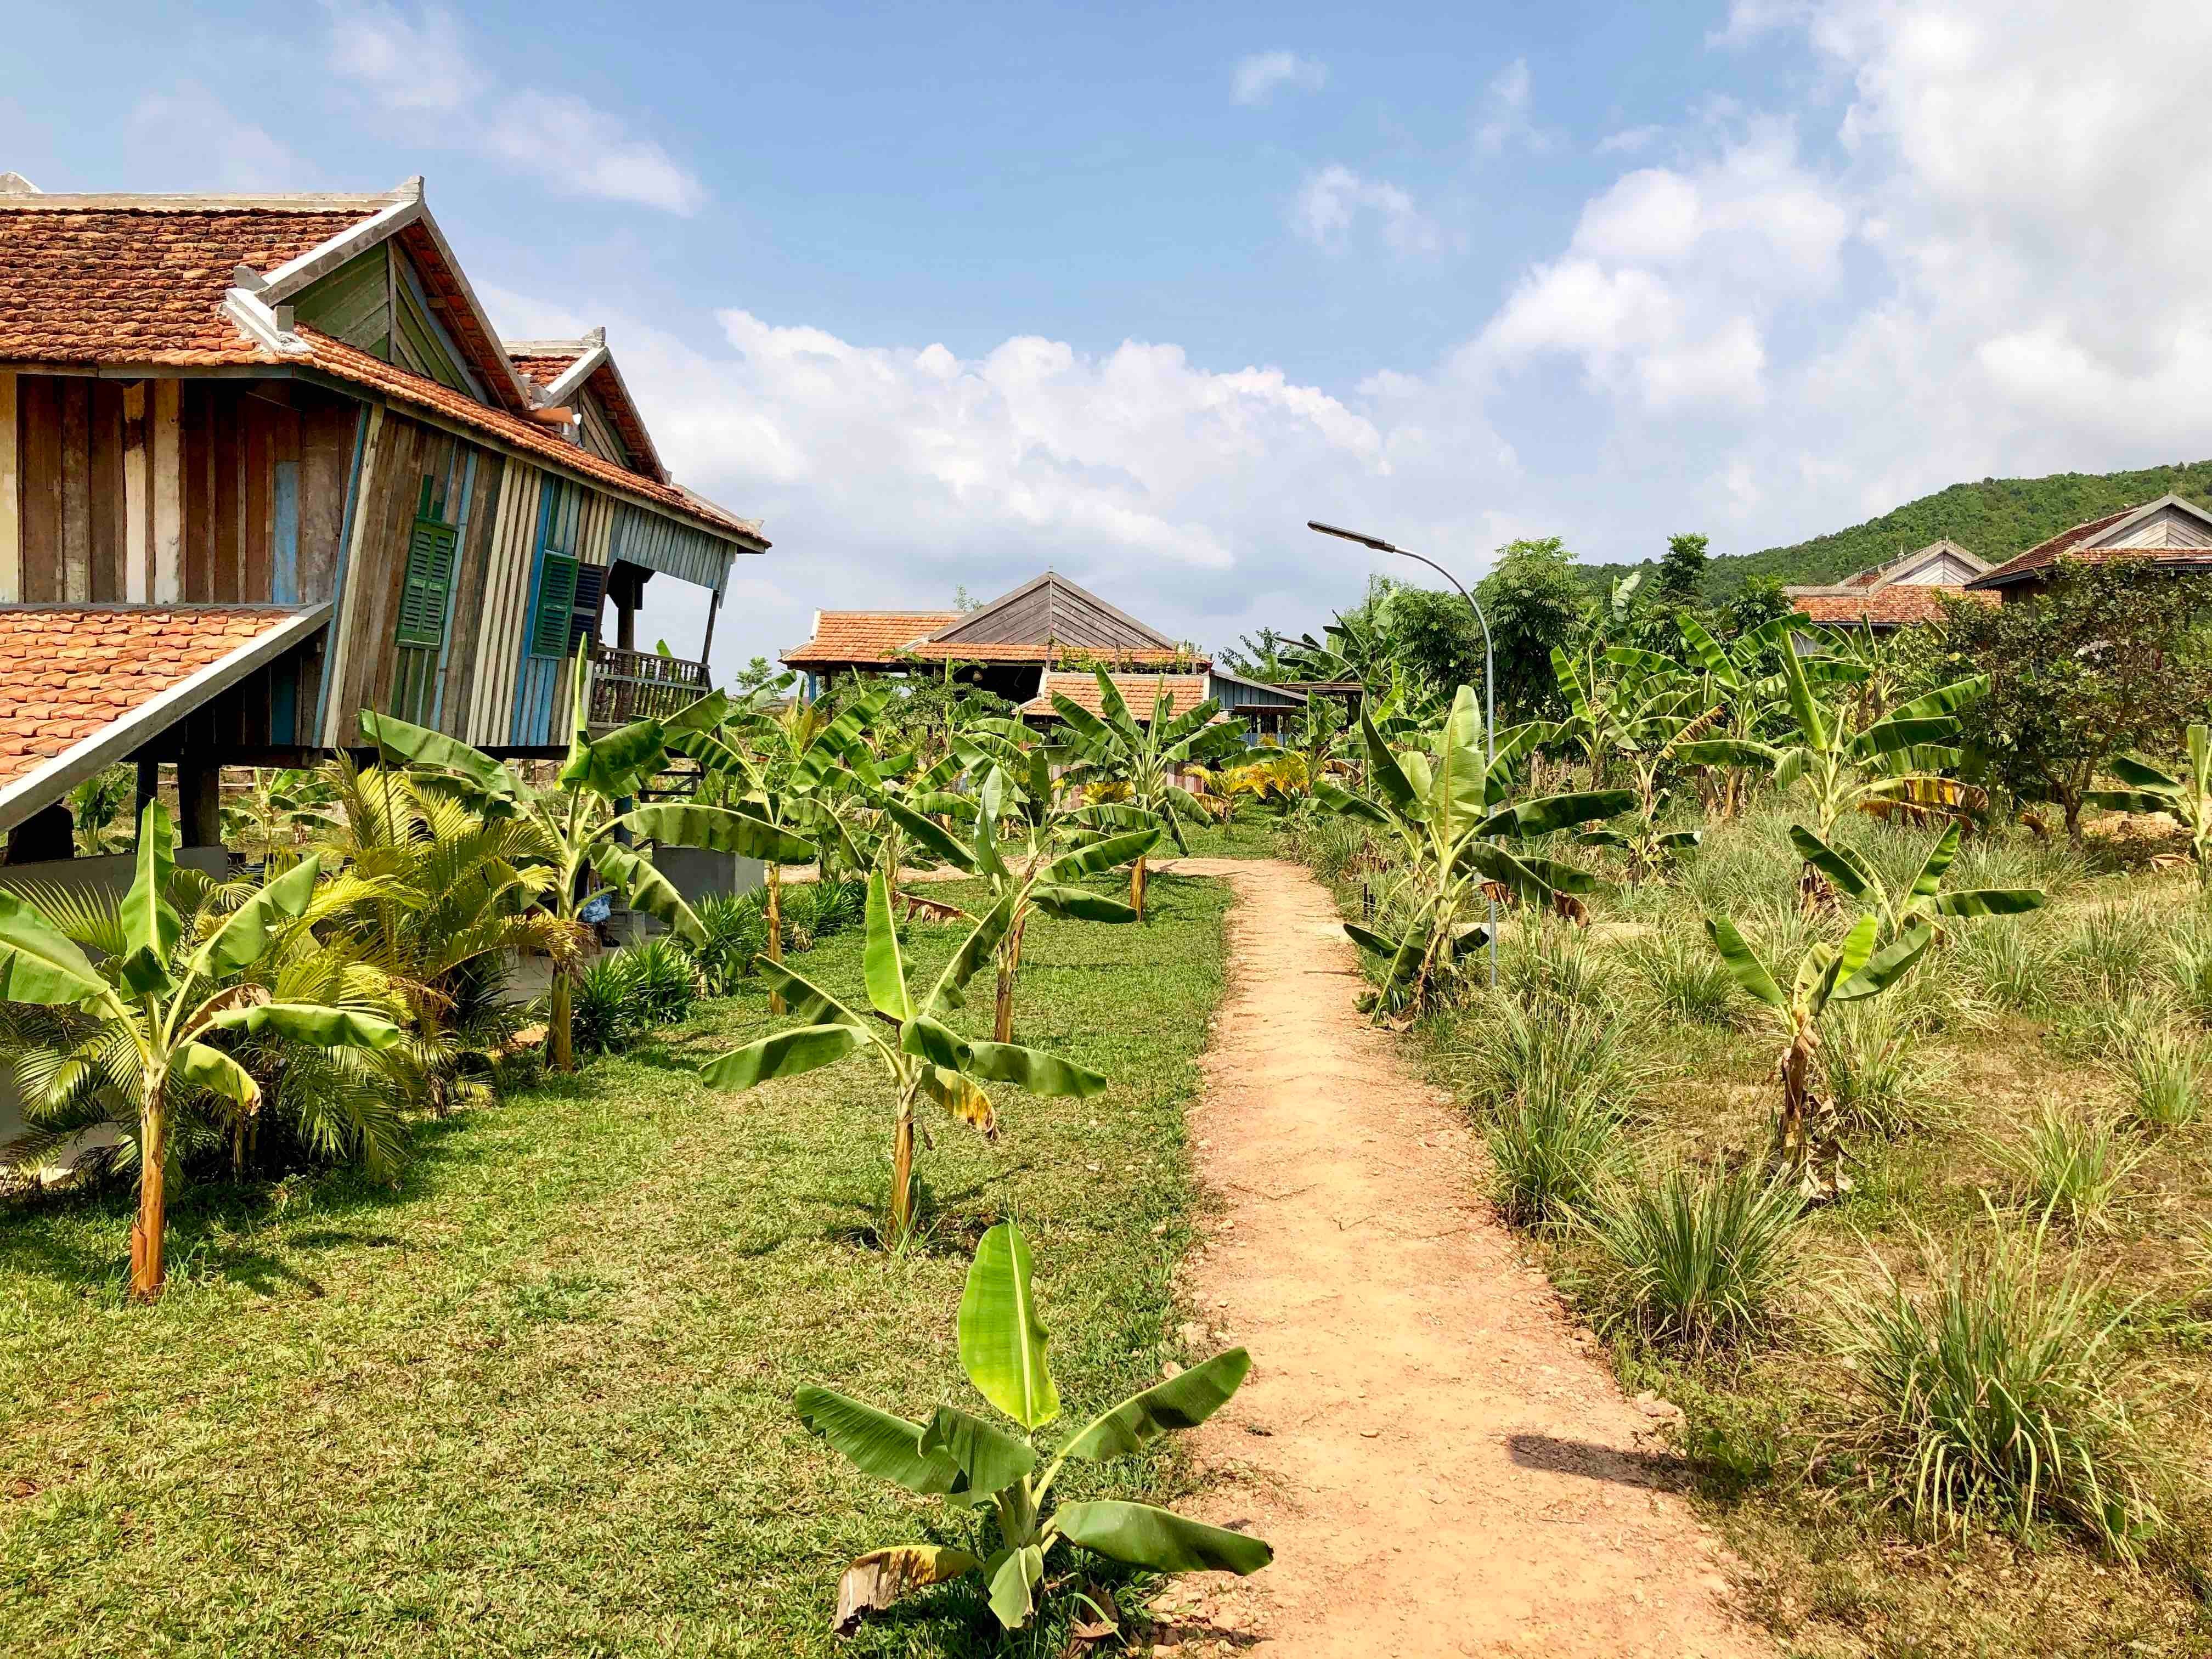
top-left (0, 190), bottom-right (410, 213)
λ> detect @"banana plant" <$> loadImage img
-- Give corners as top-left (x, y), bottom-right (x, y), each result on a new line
top-left (1316, 686), bottom-right (1633, 1018)
top-left (1677, 614), bottom-right (1796, 816)
top-left (701, 871), bottom-right (1108, 1242)
top-left (1049, 668), bottom-right (1246, 918)
top-left (670, 683), bottom-right (887, 1012)
top-left (2084, 725), bottom-right (2212, 884)
top-left (1705, 910), bottom-right (1934, 1197)
top-left (886, 721), bottom-right (1158, 1042)
top-left (1754, 632), bottom-right (1988, 840)
top-left (0, 800), bottom-right (403, 1300)
top-left (1560, 645), bottom-right (1728, 882)
top-left (795, 1220), bottom-right (1270, 1635)
top-left (363, 647), bottom-right (812, 1069)
top-left (1787, 822), bottom-right (2045, 941)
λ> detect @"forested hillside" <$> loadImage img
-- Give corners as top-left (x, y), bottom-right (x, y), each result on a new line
top-left (1579, 459), bottom-right (2212, 596)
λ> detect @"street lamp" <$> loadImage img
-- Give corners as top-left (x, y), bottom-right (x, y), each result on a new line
top-left (1307, 519), bottom-right (1499, 988)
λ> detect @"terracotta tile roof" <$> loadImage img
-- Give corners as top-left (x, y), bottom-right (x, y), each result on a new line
top-left (0, 607), bottom-right (292, 787)
top-left (295, 330), bottom-right (762, 544)
top-left (0, 205), bottom-right (367, 365)
top-left (0, 197), bottom-right (761, 549)
top-left (510, 351), bottom-right (585, 388)
top-left (783, 611), bottom-right (962, 665)
top-left (1791, 586), bottom-right (1993, 627)
top-left (1964, 509), bottom-right (2138, 588)
top-left (1020, 673), bottom-right (1214, 723)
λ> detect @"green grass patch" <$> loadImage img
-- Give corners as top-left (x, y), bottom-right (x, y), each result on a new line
top-left (0, 873), bottom-right (1233, 1657)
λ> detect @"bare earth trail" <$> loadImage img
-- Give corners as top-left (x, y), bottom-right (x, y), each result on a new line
top-left (1143, 856), bottom-right (1766, 1659)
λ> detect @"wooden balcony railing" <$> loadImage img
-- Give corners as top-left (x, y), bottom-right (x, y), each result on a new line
top-left (590, 644), bottom-right (712, 726)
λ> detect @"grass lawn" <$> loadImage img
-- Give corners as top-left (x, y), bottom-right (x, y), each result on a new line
top-left (0, 872), bottom-right (1234, 1658)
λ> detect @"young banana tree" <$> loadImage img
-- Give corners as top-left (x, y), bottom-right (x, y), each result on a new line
top-left (701, 871), bottom-right (1108, 1242)
top-left (1705, 910), bottom-right (1933, 1198)
top-left (1049, 668), bottom-right (1246, 918)
top-left (1677, 614), bottom-right (1795, 816)
top-left (1560, 646), bottom-right (1728, 882)
top-left (0, 801), bottom-right (403, 1299)
top-left (1316, 687), bottom-right (1634, 1017)
top-left (1754, 632), bottom-right (1988, 840)
top-left (2083, 725), bottom-right (2212, 884)
top-left (795, 1219), bottom-right (1270, 1635)
top-left (884, 727), bottom-right (1156, 1042)
top-left (363, 650), bottom-right (812, 1069)
top-left (1787, 822), bottom-right (2045, 941)
top-left (670, 684), bottom-right (886, 1011)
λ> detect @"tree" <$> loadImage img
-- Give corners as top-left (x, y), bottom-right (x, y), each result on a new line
top-left (1381, 585), bottom-right (1486, 698)
top-left (1656, 532), bottom-right (1709, 604)
top-left (1474, 537), bottom-right (1591, 721)
top-left (1939, 562), bottom-right (2212, 840)
top-left (0, 802), bottom-right (403, 1299)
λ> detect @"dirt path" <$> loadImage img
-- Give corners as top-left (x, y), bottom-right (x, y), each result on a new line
top-left (1147, 857), bottom-right (1764, 1659)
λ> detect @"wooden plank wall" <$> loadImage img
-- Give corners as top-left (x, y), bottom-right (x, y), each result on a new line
top-left (4, 374), bottom-right (358, 609)
top-left (461, 458), bottom-right (543, 747)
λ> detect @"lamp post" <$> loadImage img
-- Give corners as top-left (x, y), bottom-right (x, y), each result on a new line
top-left (1307, 520), bottom-right (1499, 989)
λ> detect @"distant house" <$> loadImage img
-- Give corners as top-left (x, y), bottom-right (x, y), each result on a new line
top-left (0, 172), bottom-right (766, 861)
top-left (1964, 494), bottom-right (2212, 600)
top-left (783, 570), bottom-right (1306, 736)
top-left (1785, 539), bottom-right (1994, 631)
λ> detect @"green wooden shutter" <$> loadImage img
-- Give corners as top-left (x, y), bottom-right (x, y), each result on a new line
top-left (394, 517), bottom-right (459, 649)
top-left (529, 551), bottom-right (581, 658)
top-left (568, 563), bottom-right (608, 653)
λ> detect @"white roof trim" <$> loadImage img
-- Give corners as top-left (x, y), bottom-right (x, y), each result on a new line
top-left (219, 289), bottom-right (307, 358)
top-left (0, 605), bottom-right (331, 836)
top-left (540, 343), bottom-right (611, 405)
top-left (2089, 492), bottom-right (2212, 546)
top-left (256, 195), bottom-right (422, 302)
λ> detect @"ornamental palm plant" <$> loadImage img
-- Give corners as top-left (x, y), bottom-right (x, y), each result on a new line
top-left (0, 801), bottom-right (403, 1299)
top-left (363, 646), bottom-right (811, 1069)
top-left (701, 871), bottom-right (1108, 1243)
top-left (1316, 686), bottom-right (1634, 1018)
top-left (1049, 669), bottom-right (1246, 918)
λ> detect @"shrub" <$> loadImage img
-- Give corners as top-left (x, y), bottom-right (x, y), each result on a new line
top-left (1626, 929), bottom-right (1742, 1027)
top-left (687, 891), bottom-right (769, 994)
top-left (1486, 1084), bottom-right (1623, 1229)
top-left (573, 955), bottom-right (644, 1056)
top-left (1836, 1229), bottom-right (2165, 1556)
top-left (624, 936), bottom-right (703, 1026)
top-left (811, 876), bottom-right (867, 939)
top-left (1986, 1105), bottom-right (2144, 1232)
top-left (2116, 1026), bottom-right (2206, 1130)
top-left (1581, 1163), bottom-right (1805, 1355)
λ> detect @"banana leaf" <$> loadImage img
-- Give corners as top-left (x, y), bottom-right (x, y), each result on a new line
top-left (701, 1024), bottom-right (864, 1091)
top-left (958, 1221), bottom-right (1059, 1430)
top-left (1060, 1348), bottom-right (1250, 1461)
top-left (1054, 1500), bottom-right (1272, 1575)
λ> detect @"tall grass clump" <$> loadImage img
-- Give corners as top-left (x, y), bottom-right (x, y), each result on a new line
top-left (1294, 814), bottom-right (1382, 884)
top-left (2056, 901), bottom-right (2161, 1004)
top-left (1955, 915), bottom-right (2051, 1013)
top-left (2166, 919), bottom-right (2212, 1026)
top-left (1448, 996), bottom-right (1656, 1122)
top-left (1836, 1228), bottom-right (2166, 1557)
top-left (1986, 1105), bottom-right (2145, 1233)
top-left (1497, 919), bottom-right (1620, 1013)
top-left (1822, 999), bottom-right (1943, 1138)
top-left (1486, 1084), bottom-right (1624, 1229)
top-left (1581, 1163), bottom-right (1806, 1355)
top-left (1625, 929), bottom-right (1742, 1027)
top-left (2115, 1026), bottom-right (2206, 1130)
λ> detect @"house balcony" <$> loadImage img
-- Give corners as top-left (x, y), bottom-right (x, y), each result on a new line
top-left (590, 642), bottom-right (712, 727)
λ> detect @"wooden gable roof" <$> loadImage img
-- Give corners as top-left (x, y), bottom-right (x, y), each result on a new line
top-left (925, 571), bottom-right (1183, 654)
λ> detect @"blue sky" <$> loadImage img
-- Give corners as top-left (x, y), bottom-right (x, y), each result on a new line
top-left (5, 2), bottom-right (2208, 676)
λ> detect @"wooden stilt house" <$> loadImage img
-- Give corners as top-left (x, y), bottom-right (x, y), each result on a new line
top-left (0, 172), bottom-right (766, 856)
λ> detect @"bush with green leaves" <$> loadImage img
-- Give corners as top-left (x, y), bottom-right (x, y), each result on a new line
top-left (1580, 1162), bottom-right (1806, 1355)
top-left (685, 891), bottom-right (770, 994)
top-left (572, 955), bottom-right (645, 1057)
top-left (1835, 1226), bottom-right (2166, 1556)
top-left (793, 1221), bottom-right (1270, 1634)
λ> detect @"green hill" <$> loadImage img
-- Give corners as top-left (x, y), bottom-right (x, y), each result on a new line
top-left (1578, 459), bottom-right (2212, 597)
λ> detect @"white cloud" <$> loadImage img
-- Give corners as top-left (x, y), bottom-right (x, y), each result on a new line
top-left (480, 286), bottom-right (1517, 678)
top-left (1232, 50), bottom-right (1327, 108)
top-left (1291, 165), bottom-right (1445, 258)
top-left (1473, 59), bottom-right (1548, 155)
top-left (322, 2), bottom-right (704, 214)
top-left (1596, 125), bottom-right (1664, 156)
